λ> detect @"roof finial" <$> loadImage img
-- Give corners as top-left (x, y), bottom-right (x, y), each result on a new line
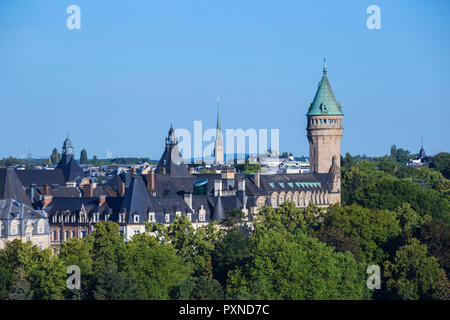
top-left (216, 93), bottom-right (220, 105)
top-left (323, 57), bottom-right (327, 76)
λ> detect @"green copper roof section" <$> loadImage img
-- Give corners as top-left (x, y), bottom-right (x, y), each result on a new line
top-left (279, 182), bottom-right (285, 188)
top-left (288, 182), bottom-right (293, 188)
top-left (268, 182), bottom-right (274, 188)
top-left (306, 59), bottom-right (343, 116)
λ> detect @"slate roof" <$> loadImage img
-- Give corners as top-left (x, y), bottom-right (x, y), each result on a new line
top-left (155, 126), bottom-right (191, 177)
top-left (56, 156), bottom-right (84, 182)
top-left (0, 198), bottom-right (50, 237)
top-left (211, 196), bottom-right (225, 222)
top-left (16, 169), bottom-right (66, 188)
top-left (0, 168), bottom-right (33, 207)
top-left (45, 196), bottom-right (122, 215)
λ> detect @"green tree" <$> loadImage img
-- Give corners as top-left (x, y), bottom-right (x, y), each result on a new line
top-left (415, 221), bottom-right (450, 277)
top-left (91, 222), bottom-right (125, 274)
top-left (226, 229), bottom-right (368, 300)
top-left (212, 226), bottom-right (251, 286)
top-left (318, 204), bottom-right (401, 264)
top-left (8, 268), bottom-right (33, 300)
top-left (93, 268), bottom-right (142, 300)
top-left (172, 276), bottom-right (224, 300)
top-left (384, 239), bottom-right (450, 300)
top-left (430, 152), bottom-right (450, 179)
top-left (0, 240), bottom-right (66, 300)
top-left (122, 232), bottom-right (191, 299)
top-left (80, 149), bottom-right (88, 165)
top-left (50, 148), bottom-right (60, 165)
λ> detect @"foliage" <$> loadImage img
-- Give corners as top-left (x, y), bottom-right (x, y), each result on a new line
top-left (226, 229), bottom-right (369, 299)
top-left (79, 149), bottom-right (88, 164)
top-left (171, 276), bottom-right (224, 300)
top-left (317, 204), bottom-right (401, 264)
top-left (384, 239), bottom-right (450, 300)
top-left (429, 152), bottom-right (450, 179)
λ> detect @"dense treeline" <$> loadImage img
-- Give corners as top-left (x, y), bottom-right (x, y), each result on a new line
top-left (0, 149), bottom-right (449, 300)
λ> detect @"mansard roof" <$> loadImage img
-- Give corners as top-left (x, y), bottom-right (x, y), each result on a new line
top-left (45, 196), bottom-right (122, 215)
top-left (0, 168), bottom-right (32, 207)
top-left (0, 198), bottom-right (47, 221)
top-left (245, 172), bottom-right (332, 196)
top-left (16, 169), bottom-right (66, 188)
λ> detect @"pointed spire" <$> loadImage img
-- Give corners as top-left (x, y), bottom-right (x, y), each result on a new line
top-left (216, 94), bottom-right (221, 132)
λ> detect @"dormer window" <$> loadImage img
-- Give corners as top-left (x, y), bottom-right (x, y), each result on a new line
top-left (165, 214), bottom-right (170, 223)
top-left (149, 212), bottom-right (155, 222)
top-left (134, 215), bottom-right (140, 223)
top-left (187, 213), bottom-right (192, 221)
top-left (199, 213), bottom-right (205, 222)
top-left (119, 213), bottom-right (125, 223)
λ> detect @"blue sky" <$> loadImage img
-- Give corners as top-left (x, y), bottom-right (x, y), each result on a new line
top-left (0, 0), bottom-right (449, 160)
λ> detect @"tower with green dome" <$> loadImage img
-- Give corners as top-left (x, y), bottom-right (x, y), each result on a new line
top-left (306, 59), bottom-right (343, 182)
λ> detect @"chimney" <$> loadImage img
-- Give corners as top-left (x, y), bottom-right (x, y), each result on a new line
top-left (214, 179), bottom-right (222, 197)
top-left (254, 170), bottom-right (260, 188)
top-left (184, 193), bottom-right (192, 210)
top-left (29, 184), bottom-right (36, 202)
top-left (99, 195), bottom-right (106, 206)
top-left (119, 180), bottom-right (125, 196)
top-left (237, 179), bottom-right (246, 208)
top-left (147, 171), bottom-right (155, 194)
top-left (83, 183), bottom-right (94, 197)
top-left (43, 195), bottom-right (53, 207)
top-left (43, 184), bottom-right (50, 196)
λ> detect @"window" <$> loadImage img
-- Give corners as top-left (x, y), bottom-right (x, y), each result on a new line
top-left (271, 198), bottom-right (276, 207)
top-left (10, 222), bottom-right (18, 235)
top-left (81, 231), bottom-right (86, 238)
top-left (38, 224), bottom-right (44, 234)
top-left (65, 231), bottom-right (69, 241)
top-left (119, 214), bottom-right (125, 223)
top-left (319, 119), bottom-right (322, 124)
top-left (52, 216), bottom-right (57, 223)
top-left (327, 119), bottom-right (331, 124)
top-left (64, 215), bottom-right (69, 223)
top-left (176, 211), bottom-right (181, 217)
top-left (149, 213), bottom-right (155, 222)
top-left (187, 213), bottom-right (192, 221)
top-left (53, 231), bottom-right (57, 241)
top-left (38, 242), bottom-right (43, 249)
top-left (134, 215), bottom-right (140, 223)
top-left (59, 231), bottom-right (63, 241)
top-left (72, 231), bottom-right (76, 238)
top-left (81, 216), bottom-right (86, 223)
top-left (165, 214), bottom-right (170, 223)
top-left (199, 213), bottom-right (205, 222)
top-left (134, 230), bottom-right (140, 235)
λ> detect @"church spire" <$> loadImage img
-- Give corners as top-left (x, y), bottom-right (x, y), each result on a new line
top-left (214, 93), bottom-right (224, 164)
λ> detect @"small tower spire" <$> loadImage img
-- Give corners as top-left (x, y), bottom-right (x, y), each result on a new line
top-left (323, 58), bottom-right (327, 76)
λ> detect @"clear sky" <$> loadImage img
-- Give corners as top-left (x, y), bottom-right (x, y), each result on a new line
top-left (1, 0), bottom-right (449, 160)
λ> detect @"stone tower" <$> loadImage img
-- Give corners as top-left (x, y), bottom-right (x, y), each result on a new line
top-left (306, 59), bottom-right (343, 174)
top-left (214, 94), bottom-right (224, 164)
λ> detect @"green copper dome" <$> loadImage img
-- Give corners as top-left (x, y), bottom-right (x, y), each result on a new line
top-left (306, 60), bottom-right (343, 116)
